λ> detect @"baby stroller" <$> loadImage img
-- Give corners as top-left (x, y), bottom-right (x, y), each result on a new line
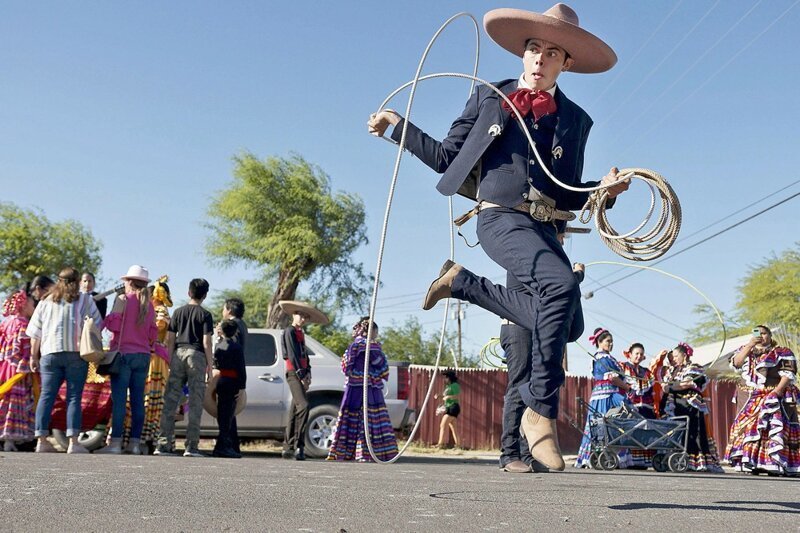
top-left (579, 398), bottom-right (690, 472)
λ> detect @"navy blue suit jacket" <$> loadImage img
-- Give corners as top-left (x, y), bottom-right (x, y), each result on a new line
top-left (391, 79), bottom-right (599, 211)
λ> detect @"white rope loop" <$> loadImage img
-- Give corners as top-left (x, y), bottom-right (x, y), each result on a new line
top-left (362, 12), bottom-right (480, 465)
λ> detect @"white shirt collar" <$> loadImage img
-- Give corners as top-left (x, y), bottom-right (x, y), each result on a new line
top-left (518, 74), bottom-right (557, 96)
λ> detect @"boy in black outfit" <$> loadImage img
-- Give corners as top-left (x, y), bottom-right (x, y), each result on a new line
top-left (212, 319), bottom-right (247, 459)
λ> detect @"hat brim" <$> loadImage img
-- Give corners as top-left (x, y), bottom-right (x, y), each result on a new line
top-left (484, 8), bottom-right (617, 74)
top-left (203, 375), bottom-right (247, 418)
top-left (278, 300), bottom-right (330, 325)
top-left (121, 275), bottom-right (151, 282)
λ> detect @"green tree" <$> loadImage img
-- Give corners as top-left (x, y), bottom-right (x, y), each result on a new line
top-left (0, 202), bottom-right (102, 294)
top-left (687, 303), bottom-right (747, 346)
top-left (206, 153), bottom-right (370, 328)
top-left (207, 277), bottom-right (274, 328)
top-left (380, 316), bottom-right (463, 366)
top-left (736, 243), bottom-right (800, 330)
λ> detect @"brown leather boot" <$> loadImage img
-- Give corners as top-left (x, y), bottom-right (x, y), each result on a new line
top-left (520, 407), bottom-right (565, 471)
top-left (421, 260), bottom-right (463, 311)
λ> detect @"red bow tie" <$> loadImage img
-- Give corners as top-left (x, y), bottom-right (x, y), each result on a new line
top-left (502, 89), bottom-right (557, 122)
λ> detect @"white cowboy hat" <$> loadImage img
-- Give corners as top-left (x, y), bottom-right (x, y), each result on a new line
top-left (121, 265), bottom-right (151, 283)
top-left (203, 375), bottom-right (248, 418)
top-left (278, 300), bottom-right (330, 325)
top-left (484, 3), bottom-right (617, 74)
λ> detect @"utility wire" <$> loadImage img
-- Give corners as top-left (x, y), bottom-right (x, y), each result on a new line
top-left (605, 0), bottom-right (764, 142)
top-left (588, 178), bottom-right (800, 285)
top-left (588, 189), bottom-right (800, 294)
top-left (618, 0), bottom-right (800, 160)
top-left (588, 0), bottom-right (685, 109)
top-left (598, 0), bottom-right (721, 128)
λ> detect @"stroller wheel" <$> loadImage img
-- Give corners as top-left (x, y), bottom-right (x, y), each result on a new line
top-left (589, 452), bottom-right (601, 470)
top-left (668, 452), bottom-right (689, 473)
top-left (652, 453), bottom-right (669, 472)
top-left (598, 451), bottom-right (619, 470)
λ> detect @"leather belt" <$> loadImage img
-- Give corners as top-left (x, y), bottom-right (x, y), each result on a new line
top-left (453, 197), bottom-right (575, 228)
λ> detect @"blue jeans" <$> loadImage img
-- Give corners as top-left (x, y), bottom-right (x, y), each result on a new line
top-left (451, 208), bottom-right (580, 419)
top-left (35, 351), bottom-right (89, 437)
top-left (109, 353), bottom-right (151, 439)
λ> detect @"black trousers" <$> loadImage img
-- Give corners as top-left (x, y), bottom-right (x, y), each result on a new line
top-left (285, 371), bottom-right (309, 451)
top-left (452, 208), bottom-right (581, 419)
top-left (214, 378), bottom-right (240, 453)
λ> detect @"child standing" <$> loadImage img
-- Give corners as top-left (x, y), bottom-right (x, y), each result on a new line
top-left (155, 278), bottom-right (213, 457)
top-left (211, 320), bottom-right (246, 458)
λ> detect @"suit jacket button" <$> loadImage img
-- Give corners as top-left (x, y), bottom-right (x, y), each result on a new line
top-left (522, 193), bottom-right (528, 199)
top-left (533, 123), bottom-right (539, 130)
top-left (529, 159), bottom-right (536, 166)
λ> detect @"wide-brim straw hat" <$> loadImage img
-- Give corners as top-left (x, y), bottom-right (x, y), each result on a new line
top-left (121, 265), bottom-right (151, 283)
top-left (278, 300), bottom-right (330, 325)
top-left (203, 375), bottom-right (247, 418)
top-left (484, 3), bottom-right (617, 74)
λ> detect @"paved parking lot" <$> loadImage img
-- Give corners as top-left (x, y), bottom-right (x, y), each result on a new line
top-left (2, 451), bottom-right (799, 532)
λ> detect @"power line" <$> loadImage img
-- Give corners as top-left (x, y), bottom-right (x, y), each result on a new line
top-left (605, 0), bottom-right (764, 143)
top-left (597, 0), bottom-right (721, 128)
top-left (584, 273), bottom-right (689, 332)
top-left (618, 0), bottom-right (800, 160)
top-left (588, 0), bottom-right (685, 109)
top-left (588, 178), bottom-right (800, 286)
top-left (588, 189), bottom-right (800, 294)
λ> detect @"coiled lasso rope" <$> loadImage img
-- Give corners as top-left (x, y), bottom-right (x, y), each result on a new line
top-left (362, 12), bottom-right (683, 463)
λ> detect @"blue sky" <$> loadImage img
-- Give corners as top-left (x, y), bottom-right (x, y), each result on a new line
top-left (2, 1), bottom-right (799, 375)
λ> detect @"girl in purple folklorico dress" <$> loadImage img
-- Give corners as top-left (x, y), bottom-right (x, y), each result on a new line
top-left (327, 317), bottom-right (398, 462)
top-left (0, 290), bottom-right (37, 451)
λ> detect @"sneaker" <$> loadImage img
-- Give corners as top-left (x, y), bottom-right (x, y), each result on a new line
top-left (154, 445), bottom-right (177, 456)
top-left (125, 442), bottom-right (143, 455)
top-left (294, 448), bottom-right (306, 461)
top-left (96, 439), bottom-right (123, 454)
top-left (281, 449), bottom-right (294, 459)
top-left (67, 442), bottom-right (89, 454)
top-left (36, 439), bottom-right (58, 453)
top-left (183, 448), bottom-right (204, 458)
top-left (3, 440), bottom-right (17, 452)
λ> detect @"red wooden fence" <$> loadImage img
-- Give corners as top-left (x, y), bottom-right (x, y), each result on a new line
top-left (408, 366), bottom-right (740, 455)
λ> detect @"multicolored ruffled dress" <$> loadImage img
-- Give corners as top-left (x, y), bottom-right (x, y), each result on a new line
top-left (0, 312), bottom-right (35, 444)
top-left (575, 351), bottom-right (631, 468)
top-left (327, 337), bottom-right (398, 462)
top-left (725, 345), bottom-right (799, 475)
top-left (662, 363), bottom-right (724, 473)
top-left (621, 361), bottom-right (656, 467)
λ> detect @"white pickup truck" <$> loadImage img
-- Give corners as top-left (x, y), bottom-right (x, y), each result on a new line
top-left (174, 328), bottom-right (414, 458)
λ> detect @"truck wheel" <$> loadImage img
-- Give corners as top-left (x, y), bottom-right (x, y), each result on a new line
top-left (304, 404), bottom-right (339, 458)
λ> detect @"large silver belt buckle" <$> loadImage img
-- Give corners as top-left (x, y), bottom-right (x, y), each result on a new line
top-left (529, 201), bottom-right (553, 222)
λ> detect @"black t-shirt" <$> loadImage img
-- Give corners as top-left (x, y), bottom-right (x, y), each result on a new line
top-left (169, 304), bottom-right (214, 351)
top-left (213, 338), bottom-right (247, 389)
top-left (231, 317), bottom-right (248, 351)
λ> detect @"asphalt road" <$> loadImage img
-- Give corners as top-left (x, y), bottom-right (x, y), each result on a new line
top-left (2, 451), bottom-right (799, 532)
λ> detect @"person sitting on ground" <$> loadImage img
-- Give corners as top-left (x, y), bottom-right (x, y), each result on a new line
top-left (327, 317), bottom-right (398, 462)
top-left (27, 267), bottom-right (102, 454)
top-left (575, 327), bottom-right (631, 468)
top-left (435, 370), bottom-right (461, 449)
top-left (211, 319), bottom-right (246, 459)
top-left (155, 278), bottom-right (213, 457)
